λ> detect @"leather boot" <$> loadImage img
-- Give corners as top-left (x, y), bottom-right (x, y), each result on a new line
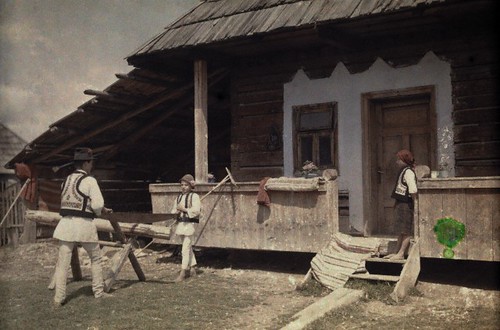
top-left (174, 269), bottom-right (187, 282)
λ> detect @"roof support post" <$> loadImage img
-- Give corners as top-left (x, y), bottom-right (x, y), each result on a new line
top-left (194, 59), bottom-right (208, 183)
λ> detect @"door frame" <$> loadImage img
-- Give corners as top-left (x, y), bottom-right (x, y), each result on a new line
top-left (361, 85), bottom-right (437, 236)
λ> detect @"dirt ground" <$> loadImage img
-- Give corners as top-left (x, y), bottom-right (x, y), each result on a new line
top-left (0, 241), bottom-right (499, 329)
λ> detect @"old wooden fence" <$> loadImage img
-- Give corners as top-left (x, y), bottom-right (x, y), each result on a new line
top-left (0, 181), bottom-right (26, 246)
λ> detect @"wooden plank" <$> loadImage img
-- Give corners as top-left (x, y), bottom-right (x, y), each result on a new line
top-left (150, 181), bottom-right (338, 252)
top-left (455, 142), bottom-right (500, 160)
top-left (453, 107), bottom-right (499, 125)
top-left (101, 212), bottom-right (176, 224)
top-left (454, 123), bottom-right (500, 143)
top-left (419, 177), bottom-right (500, 189)
top-left (98, 240), bottom-right (124, 248)
top-left (466, 190), bottom-right (494, 261)
top-left (391, 240), bottom-right (420, 302)
top-left (366, 257), bottom-right (406, 264)
top-left (441, 189), bottom-right (468, 259)
top-left (104, 243), bottom-right (133, 292)
top-left (282, 288), bottom-right (364, 330)
top-left (349, 273), bottom-right (400, 282)
top-left (417, 191), bottom-right (443, 258)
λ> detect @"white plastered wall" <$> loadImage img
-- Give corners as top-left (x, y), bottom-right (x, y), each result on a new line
top-left (283, 51), bottom-right (453, 232)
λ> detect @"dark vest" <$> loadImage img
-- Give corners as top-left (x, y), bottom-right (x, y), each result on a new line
top-left (176, 192), bottom-right (199, 223)
top-left (391, 166), bottom-right (415, 204)
top-left (59, 170), bottom-right (96, 218)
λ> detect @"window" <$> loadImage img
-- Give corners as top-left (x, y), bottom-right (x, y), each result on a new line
top-left (293, 102), bottom-right (338, 171)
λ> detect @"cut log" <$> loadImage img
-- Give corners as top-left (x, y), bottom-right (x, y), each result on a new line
top-left (101, 212), bottom-right (176, 223)
top-left (26, 210), bottom-right (171, 240)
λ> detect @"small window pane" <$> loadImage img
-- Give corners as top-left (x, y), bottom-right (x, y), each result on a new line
top-left (299, 111), bottom-right (332, 131)
top-left (300, 136), bottom-right (313, 165)
top-left (319, 136), bottom-right (332, 166)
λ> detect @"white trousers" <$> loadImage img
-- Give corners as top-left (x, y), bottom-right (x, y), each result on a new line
top-left (54, 241), bottom-right (104, 303)
top-left (179, 235), bottom-right (197, 270)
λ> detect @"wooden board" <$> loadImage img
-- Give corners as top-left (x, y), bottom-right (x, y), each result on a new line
top-left (418, 178), bottom-right (500, 261)
top-left (150, 180), bottom-right (339, 252)
top-left (391, 240), bottom-right (420, 302)
top-left (101, 212), bottom-right (176, 224)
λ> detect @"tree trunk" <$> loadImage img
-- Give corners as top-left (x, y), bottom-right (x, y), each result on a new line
top-left (25, 210), bottom-right (171, 240)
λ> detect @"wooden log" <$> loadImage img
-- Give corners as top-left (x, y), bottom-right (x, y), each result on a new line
top-left (108, 218), bottom-right (146, 282)
top-left (194, 59), bottom-right (208, 183)
top-left (104, 243), bottom-right (133, 292)
top-left (25, 210), bottom-right (171, 240)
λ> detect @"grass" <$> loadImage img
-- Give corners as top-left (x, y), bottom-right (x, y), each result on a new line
top-left (303, 279), bottom-right (499, 330)
top-left (0, 275), bottom-right (261, 330)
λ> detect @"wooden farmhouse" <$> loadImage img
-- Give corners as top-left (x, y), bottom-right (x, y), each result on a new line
top-left (6, 0), bottom-right (499, 261)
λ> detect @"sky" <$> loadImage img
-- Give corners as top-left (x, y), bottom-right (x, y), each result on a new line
top-left (0, 0), bottom-right (199, 143)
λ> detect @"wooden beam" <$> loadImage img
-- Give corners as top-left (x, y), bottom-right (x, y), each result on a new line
top-left (26, 210), bottom-right (172, 240)
top-left (316, 26), bottom-right (361, 51)
top-left (103, 69), bottom-right (229, 162)
top-left (32, 81), bottom-right (195, 163)
top-left (116, 72), bottom-right (177, 85)
top-left (100, 96), bottom-right (193, 161)
top-left (84, 89), bottom-right (138, 105)
top-left (194, 59), bottom-right (208, 183)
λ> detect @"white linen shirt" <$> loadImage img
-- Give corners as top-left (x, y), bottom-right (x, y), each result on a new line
top-left (171, 192), bottom-right (201, 236)
top-left (53, 171), bottom-right (105, 242)
top-left (404, 169), bottom-right (418, 194)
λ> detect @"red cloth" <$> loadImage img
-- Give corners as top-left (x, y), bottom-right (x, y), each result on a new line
top-left (397, 150), bottom-right (415, 169)
top-left (15, 163), bottom-right (37, 203)
top-left (257, 177), bottom-right (271, 207)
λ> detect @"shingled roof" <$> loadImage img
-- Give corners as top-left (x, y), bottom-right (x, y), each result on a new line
top-left (129, 0), bottom-right (445, 59)
top-left (7, 0), bottom-right (465, 175)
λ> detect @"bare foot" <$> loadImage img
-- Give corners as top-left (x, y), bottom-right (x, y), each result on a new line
top-left (383, 254), bottom-right (395, 259)
top-left (389, 254), bottom-right (405, 260)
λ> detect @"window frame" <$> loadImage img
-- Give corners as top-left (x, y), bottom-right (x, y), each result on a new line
top-left (292, 102), bottom-right (338, 172)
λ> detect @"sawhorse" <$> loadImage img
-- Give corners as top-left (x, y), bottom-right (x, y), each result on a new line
top-left (48, 218), bottom-right (146, 292)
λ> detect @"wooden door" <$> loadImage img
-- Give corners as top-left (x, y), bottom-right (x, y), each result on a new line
top-left (367, 90), bottom-right (436, 236)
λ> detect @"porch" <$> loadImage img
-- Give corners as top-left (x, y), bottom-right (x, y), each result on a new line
top-left (150, 175), bottom-right (500, 262)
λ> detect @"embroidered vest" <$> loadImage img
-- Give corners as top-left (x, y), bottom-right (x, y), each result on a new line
top-left (59, 171), bottom-right (96, 218)
top-left (176, 192), bottom-right (199, 223)
top-left (391, 167), bottom-right (415, 204)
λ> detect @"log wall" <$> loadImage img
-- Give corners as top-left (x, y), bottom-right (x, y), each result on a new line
top-left (230, 25), bottom-right (499, 181)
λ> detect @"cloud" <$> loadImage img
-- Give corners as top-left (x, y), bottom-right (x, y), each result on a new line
top-left (0, 0), bottom-right (198, 142)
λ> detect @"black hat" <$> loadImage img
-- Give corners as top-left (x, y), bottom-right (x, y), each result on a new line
top-left (74, 148), bottom-right (95, 161)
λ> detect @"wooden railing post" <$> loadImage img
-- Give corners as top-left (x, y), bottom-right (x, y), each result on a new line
top-left (194, 59), bottom-right (208, 183)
